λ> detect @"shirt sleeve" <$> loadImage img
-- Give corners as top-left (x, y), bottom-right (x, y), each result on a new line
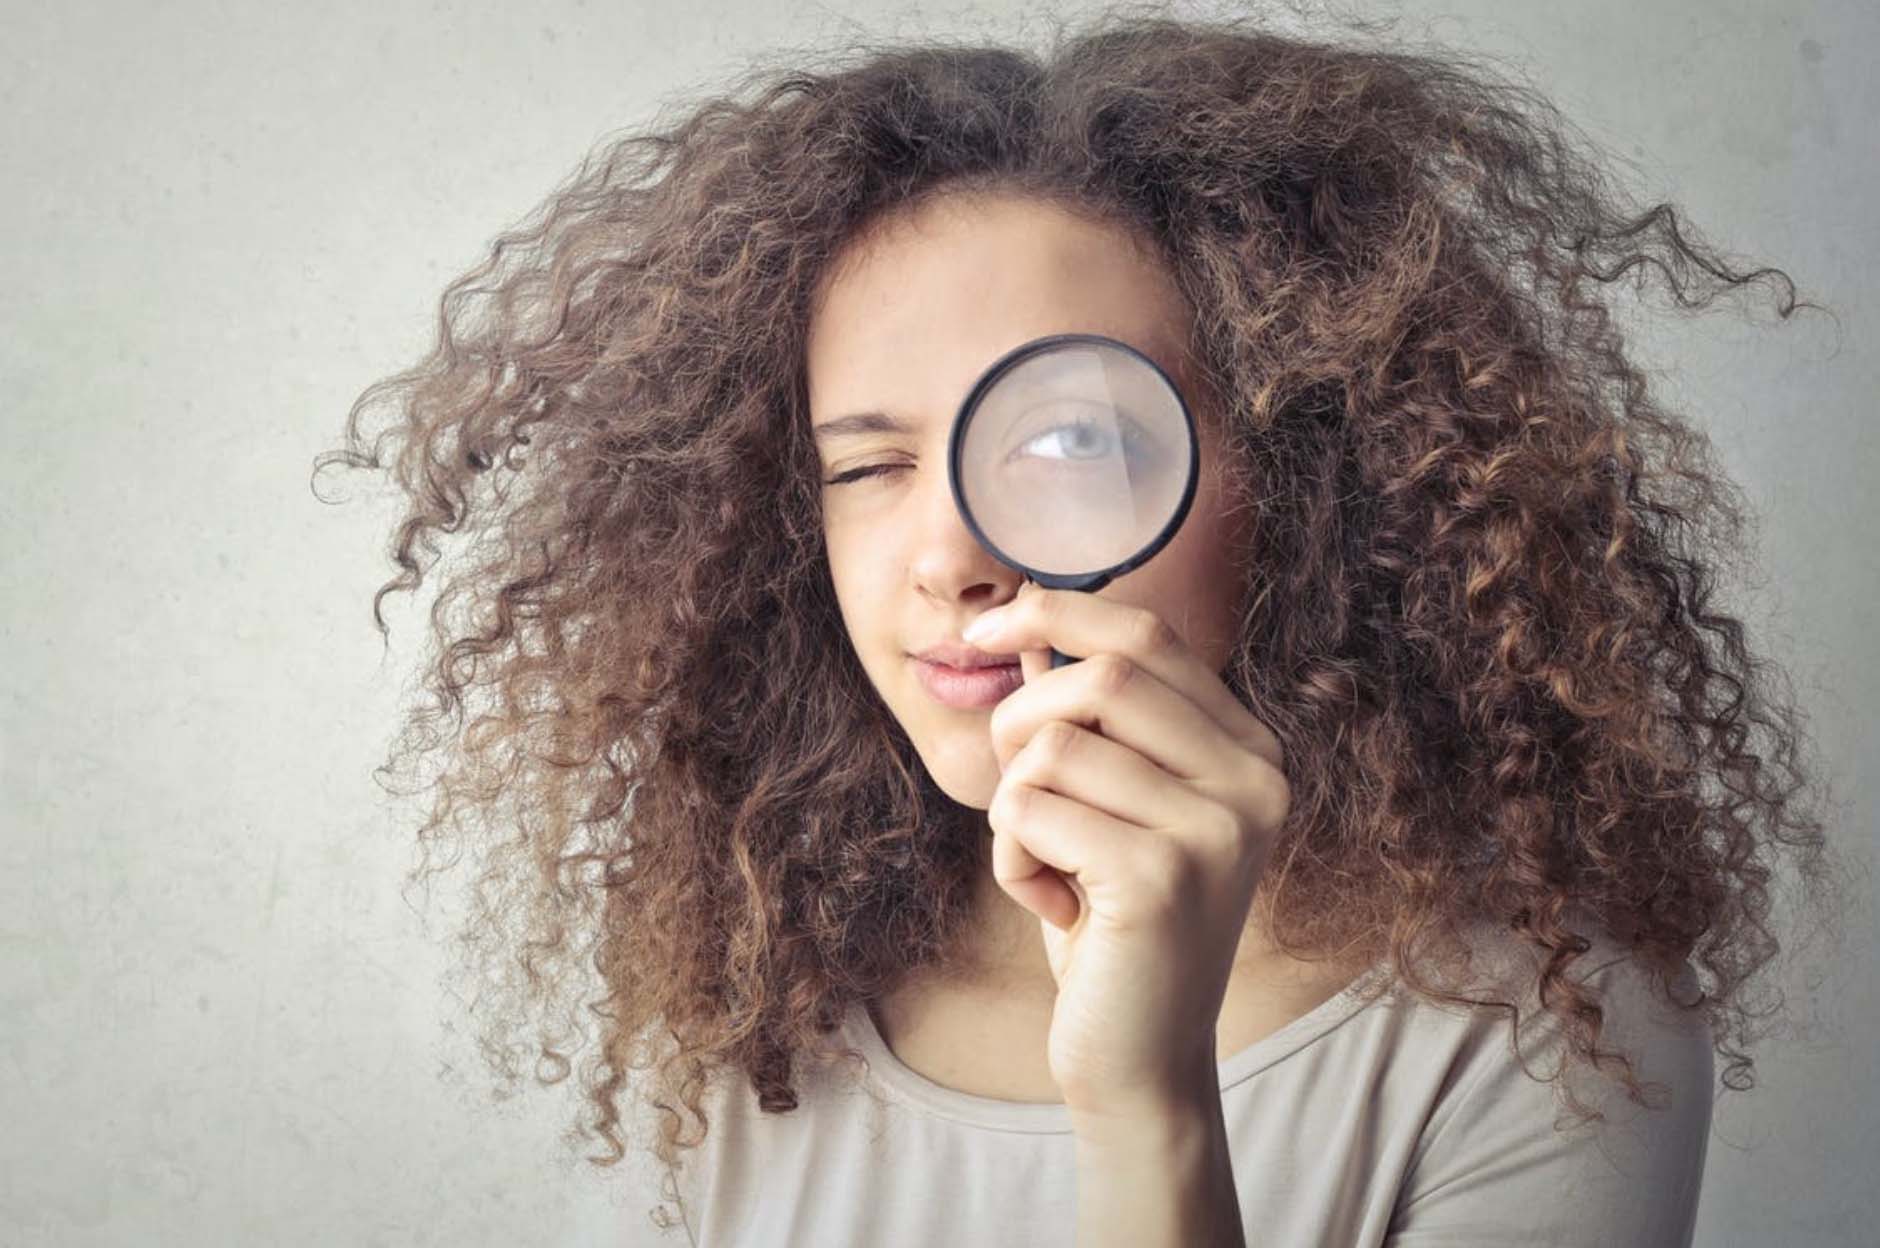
top-left (1385, 953), bottom-right (1715, 1248)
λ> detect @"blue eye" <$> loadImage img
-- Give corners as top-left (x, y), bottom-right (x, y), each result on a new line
top-left (1002, 408), bottom-right (1157, 470)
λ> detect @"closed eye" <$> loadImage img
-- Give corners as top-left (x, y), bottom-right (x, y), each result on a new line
top-left (825, 464), bottom-right (908, 485)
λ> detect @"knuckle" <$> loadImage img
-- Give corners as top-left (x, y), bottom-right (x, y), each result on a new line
top-left (1202, 802), bottom-right (1245, 855)
top-left (1092, 652), bottom-right (1136, 696)
top-left (1037, 718), bottom-right (1081, 763)
top-left (989, 781), bottom-right (1020, 829)
top-left (1132, 840), bottom-right (1197, 906)
top-left (1131, 609), bottom-right (1178, 655)
top-left (986, 699), bottom-right (1013, 747)
top-left (1010, 782), bottom-right (1037, 824)
top-left (1263, 772), bottom-right (1293, 830)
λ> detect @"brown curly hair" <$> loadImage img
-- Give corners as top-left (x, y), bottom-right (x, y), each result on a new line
top-left (311, 2), bottom-right (1855, 1229)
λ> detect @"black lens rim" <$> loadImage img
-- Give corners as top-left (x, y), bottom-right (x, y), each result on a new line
top-left (948, 331), bottom-right (1200, 591)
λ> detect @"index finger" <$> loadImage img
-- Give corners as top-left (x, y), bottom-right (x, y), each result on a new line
top-left (986, 583), bottom-right (1284, 772)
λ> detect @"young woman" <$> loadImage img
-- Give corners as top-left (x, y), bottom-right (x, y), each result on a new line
top-left (313, 10), bottom-right (1852, 1246)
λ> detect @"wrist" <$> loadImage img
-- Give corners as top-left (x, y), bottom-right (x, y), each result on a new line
top-left (1069, 1078), bottom-right (1224, 1157)
top-left (1063, 1057), bottom-right (1222, 1145)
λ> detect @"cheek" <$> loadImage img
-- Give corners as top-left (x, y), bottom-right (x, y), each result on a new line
top-left (822, 512), bottom-right (862, 582)
top-left (1160, 486), bottom-right (1228, 579)
top-left (823, 533), bottom-right (889, 644)
top-left (1138, 486), bottom-right (1246, 656)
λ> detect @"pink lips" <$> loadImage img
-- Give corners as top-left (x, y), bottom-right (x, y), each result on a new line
top-left (913, 657), bottom-right (1024, 709)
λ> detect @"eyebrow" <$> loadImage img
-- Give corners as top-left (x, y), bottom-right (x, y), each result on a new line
top-left (808, 333), bottom-right (1189, 442)
top-left (810, 410), bottom-right (918, 442)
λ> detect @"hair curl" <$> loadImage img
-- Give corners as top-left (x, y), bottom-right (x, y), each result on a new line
top-left (311, 3), bottom-right (1856, 1232)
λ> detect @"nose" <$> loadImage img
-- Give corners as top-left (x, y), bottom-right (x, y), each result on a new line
top-left (906, 453), bottom-right (1019, 607)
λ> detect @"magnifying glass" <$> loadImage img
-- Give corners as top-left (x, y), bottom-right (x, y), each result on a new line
top-left (948, 332), bottom-right (1200, 670)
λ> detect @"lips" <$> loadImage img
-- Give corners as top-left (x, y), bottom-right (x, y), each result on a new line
top-left (915, 641), bottom-right (1016, 670)
top-left (913, 656), bottom-right (1023, 709)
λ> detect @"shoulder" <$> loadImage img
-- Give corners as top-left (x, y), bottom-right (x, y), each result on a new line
top-left (617, 1025), bottom-right (886, 1244)
top-left (1423, 913), bottom-right (1715, 1120)
top-left (1386, 917), bottom-right (1715, 1246)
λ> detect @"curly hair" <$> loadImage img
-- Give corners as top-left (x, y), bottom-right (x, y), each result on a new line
top-left (311, 2), bottom-right (1854, 1230)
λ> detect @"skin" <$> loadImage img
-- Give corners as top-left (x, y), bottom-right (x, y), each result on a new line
top-left (806, 190), bottom-right (1360, 1098)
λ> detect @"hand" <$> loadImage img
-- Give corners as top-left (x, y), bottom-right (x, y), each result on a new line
top-left (965, 581), bottom-right (1292, 1118)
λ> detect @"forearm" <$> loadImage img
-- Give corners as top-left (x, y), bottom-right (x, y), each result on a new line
top-left (1069, 1081), bottom-right (1247, 1248)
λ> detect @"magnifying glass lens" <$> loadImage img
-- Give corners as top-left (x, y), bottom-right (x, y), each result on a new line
top-left (956, 340), bottom-right (1192, 577)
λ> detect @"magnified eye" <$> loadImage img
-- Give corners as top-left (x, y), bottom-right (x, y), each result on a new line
top-left (1005, 406), bottom-right (1155, 467)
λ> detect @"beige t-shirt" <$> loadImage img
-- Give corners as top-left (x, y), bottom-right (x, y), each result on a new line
top-left (623, 924), bottom-right (1713, 1247)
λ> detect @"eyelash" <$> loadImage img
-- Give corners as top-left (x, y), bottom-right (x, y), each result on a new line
top-left (825, 463), bottom-right (906, 486)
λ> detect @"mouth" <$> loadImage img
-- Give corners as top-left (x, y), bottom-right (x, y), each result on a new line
top-left (912, 656), bottom-right (1024, 710)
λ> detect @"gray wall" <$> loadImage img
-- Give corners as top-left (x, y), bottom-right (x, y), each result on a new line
top-left (3, 1), bottom-right (1873, 1243)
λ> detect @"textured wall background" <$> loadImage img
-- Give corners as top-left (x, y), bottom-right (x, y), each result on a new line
top-left (3, 1), bottom-right (1873, 1243)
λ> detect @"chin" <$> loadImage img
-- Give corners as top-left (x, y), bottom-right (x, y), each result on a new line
top-left (906, 726), bottom-right (1000, 811)
top-left (929, 771), bottom-right (995, 813)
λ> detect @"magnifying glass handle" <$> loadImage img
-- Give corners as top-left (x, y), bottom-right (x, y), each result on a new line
top-left (1033, 576), bottom-right (1083, 668)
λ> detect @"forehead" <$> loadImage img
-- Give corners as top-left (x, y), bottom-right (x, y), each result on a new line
top-left (806, 194), bottom-right (1198, 424)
